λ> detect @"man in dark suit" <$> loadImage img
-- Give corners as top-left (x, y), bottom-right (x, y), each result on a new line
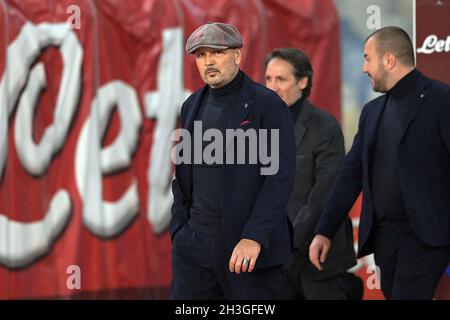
top-left (265, 48), bottom-right (362, 300)
top-left (310, 26), bottom-right (450, 300)
top-left (170, 22), bottom-right (296, 299)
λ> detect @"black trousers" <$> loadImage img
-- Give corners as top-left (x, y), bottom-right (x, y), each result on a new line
top-left (171, 222), bottom-right (283, 300)
top-left (373, 228), bottom-right (449, 300)
top-left (280, 262), bottom-right (364, 300)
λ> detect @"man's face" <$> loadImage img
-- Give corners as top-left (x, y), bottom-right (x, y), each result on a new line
top-left (265, 58), bottom-right (306, 107)
top-left (194, 47), bottom-right (241, 88)
top-left (362, 37), bottom-right (389, 93)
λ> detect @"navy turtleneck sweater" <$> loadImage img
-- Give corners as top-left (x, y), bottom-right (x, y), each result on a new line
top-left (189, 70), bottom-right (244, 235)
top-left (370, 68), bottom-right (418, 232)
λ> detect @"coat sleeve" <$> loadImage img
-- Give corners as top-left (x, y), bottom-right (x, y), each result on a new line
top-left (240, 97), bottom-right (296, 250)
top-left (170, 178), bottom-right (188, 241)
top-left (169, 101), bottom-right (189, 241)
top-left (293, 122), bottom-right (345, 249)
top-left (314, 106), bottom-right (367, 239)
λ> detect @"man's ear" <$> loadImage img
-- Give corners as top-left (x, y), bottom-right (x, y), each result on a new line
top-left (383, 53), bottom-right (396, 70)
top-left (234, 48), bottom-right (242, 64)
top-left (298, 77), bottom-right (308, 90)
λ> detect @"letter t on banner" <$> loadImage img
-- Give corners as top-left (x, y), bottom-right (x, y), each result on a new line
top-left (145, 27), bottom-right (191, 234)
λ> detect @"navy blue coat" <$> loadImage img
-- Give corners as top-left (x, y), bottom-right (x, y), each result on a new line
top-left (316, 70), bottom-right (450, 258)
top-left (170, 72), bottom-right (296, 269)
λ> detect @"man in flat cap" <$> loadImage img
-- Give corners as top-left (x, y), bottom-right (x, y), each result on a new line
top-left (170, 22), bottom-right (296, 299)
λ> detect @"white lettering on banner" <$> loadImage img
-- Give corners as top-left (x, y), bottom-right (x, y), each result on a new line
top-left (75, 81), bottom-right (142, 237)
top-left (0, 58), bottom-right (6, 183)
top-left (0, 189), bottom-right (72, 268)
top-left (14, 23), bottom-right (82, 175)
top-left (144, 28), bottom-right (191, 234)
top-left (1, 22), bottom-right (80, 179)
top-left (0, 22), bottom-right (186, 267)
top-left (417, 35), bottom-right (450, 54)
top-left (0, 22), bottom-right (79, 268)
top-left (0, 191), bottom-right (71, 268)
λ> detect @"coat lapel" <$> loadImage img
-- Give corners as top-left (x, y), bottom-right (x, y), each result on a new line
top-left (294, 100), bottom-right (312, 149)
top-left (399, 73), bottom-right (430, 143)
top-left (363, 95), bottom-right (386, 193)
top-left (366, 95), bottom-right (386, 155)
top-left (223, 73), bottom-right (255, 153)
top-left (227, 73), bottom-right (255, 130)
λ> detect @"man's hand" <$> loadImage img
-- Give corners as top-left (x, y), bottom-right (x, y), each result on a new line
top-left (309, 234), bottom-right (331, 271)
top-left (229, 238), bottom-right (261, 274)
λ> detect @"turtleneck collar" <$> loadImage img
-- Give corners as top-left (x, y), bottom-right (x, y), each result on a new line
top-left (388, 68), bottom-right (418, 99)
top-left (209, 70), bottom-right (244, 99)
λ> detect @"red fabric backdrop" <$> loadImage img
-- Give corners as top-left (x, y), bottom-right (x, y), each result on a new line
top-left (416, 0), bottom-right (450, 300)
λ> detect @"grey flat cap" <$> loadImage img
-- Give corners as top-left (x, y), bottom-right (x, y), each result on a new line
top-left (186, 22), bottom-right (243, 54)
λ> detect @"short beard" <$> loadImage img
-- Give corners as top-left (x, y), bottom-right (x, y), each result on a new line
top-left (208, 67), bottom-right (238, 88)
top-left (372, 65), bottom-right (388, 93)
top-left (208, 78), bottom-right (227, 88)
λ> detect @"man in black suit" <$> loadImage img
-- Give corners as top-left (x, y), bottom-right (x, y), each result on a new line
top-left (265, 48), bottom-right (362, 299)
top-left (310, 26), bottom-right (450, 300)
top-left (170, 22), bottom-right (296, 299)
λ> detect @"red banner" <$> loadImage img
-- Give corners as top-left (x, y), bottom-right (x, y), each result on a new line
top-left (416, 0), bottom-right (450, 300)
top-left (0, 0), bottom-right (340, 299)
